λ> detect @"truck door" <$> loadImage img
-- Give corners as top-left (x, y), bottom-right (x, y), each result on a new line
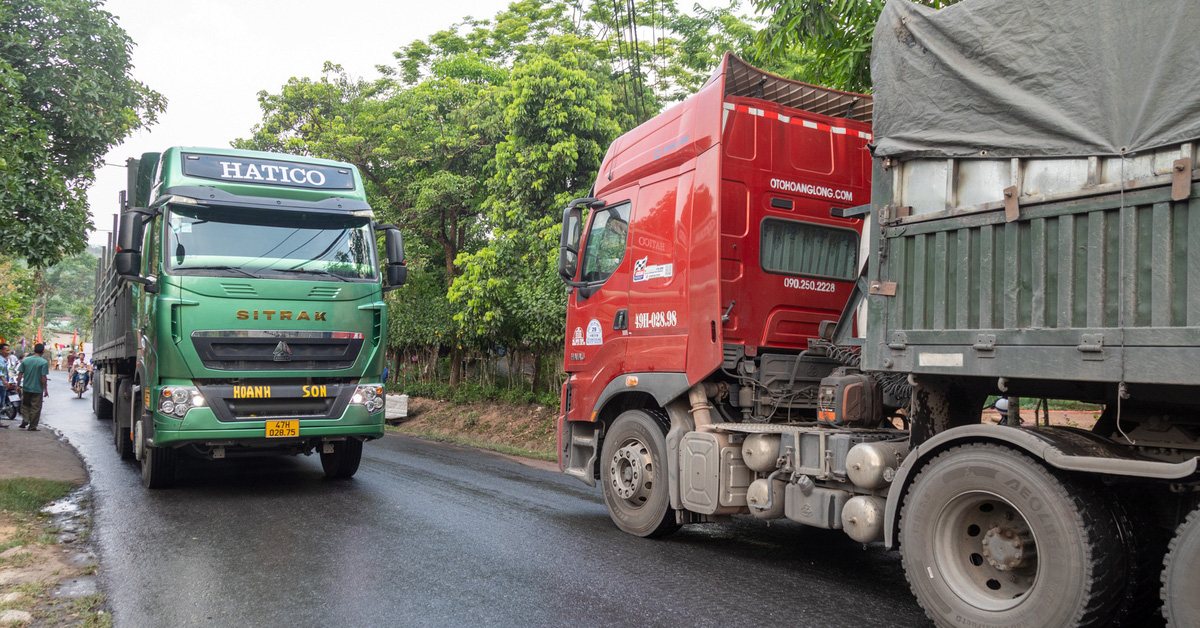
top-left (564, 189), bottom-right (636, 418)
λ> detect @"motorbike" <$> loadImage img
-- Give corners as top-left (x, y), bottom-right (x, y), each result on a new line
top-left (71, 366), bottom-right (89, 398)
top-left (1, 384), bottom-right (18, 421)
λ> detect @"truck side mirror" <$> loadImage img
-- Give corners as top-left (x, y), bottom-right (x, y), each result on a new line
top-left (117, 210), bottom-right (146, 255)
top-left (115, 209), bottom-right (157, 292)
top-left (114, 250), bottom-right (141, 277)
top-left (383, 226), bottom-right (407, 290)
top-left (558, 205), bottom-right (583, 283)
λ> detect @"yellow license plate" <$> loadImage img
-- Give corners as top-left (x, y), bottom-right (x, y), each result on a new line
top-left (265, 420), bottom-right (299, 438)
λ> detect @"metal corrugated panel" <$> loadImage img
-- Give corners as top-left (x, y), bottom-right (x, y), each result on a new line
top-left (719, 54), bottom-right (873, 124)
top-left (864, 148), bottom-right (1200, 385)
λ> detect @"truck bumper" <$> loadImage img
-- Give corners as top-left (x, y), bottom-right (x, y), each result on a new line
top-left (150, 405), bottom-right (385, 447)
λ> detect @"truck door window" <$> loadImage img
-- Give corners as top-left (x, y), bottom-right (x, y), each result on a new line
top-left (760, 218), bottom-right (858, 281)
top-left (580, 202), bottom-right (631, 284)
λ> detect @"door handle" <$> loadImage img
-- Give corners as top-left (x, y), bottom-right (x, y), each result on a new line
top-left (613, 309), bottom-right (628, 330)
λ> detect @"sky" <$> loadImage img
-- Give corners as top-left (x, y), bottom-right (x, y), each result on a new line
top-left (86, 0), bottom-right (540, 248)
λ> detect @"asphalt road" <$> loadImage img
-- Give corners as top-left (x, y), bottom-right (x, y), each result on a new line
top-left (41, 385), bottom-right (932, 627)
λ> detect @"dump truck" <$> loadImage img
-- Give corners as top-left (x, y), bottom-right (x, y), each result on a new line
top-left (93, 147), bottom-right (406, 488)
top-left (554, 0), bottom-right (1200, 625)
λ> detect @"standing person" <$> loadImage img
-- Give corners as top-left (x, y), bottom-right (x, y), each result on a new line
top-left (16, 342), bottom-right (50, 431)
top-left (0, 343), bottom-right (18, 426)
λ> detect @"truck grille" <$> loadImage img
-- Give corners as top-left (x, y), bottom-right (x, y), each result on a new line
top-left (191, 330), bottom-right (364, 371)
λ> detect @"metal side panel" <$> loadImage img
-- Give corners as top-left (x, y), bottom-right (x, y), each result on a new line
top-left (680, 432), bottom-right (721, 514)
top-left (865, 156), bottom-right (1200, 387)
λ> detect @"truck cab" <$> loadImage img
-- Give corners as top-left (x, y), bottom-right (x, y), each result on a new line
top-left (95, 147), bottom-right (406, 487)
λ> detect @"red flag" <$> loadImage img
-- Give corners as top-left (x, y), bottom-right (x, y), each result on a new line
top-left (71, 330), bottom-right (77, 346)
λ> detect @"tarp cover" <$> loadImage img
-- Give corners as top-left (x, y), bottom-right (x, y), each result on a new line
top-left (871, 0), bottom-right (1200, 159)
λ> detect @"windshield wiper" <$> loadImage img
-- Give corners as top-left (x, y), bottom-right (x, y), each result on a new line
top-left (274, 268), bottom-right (352, 282)
top-left (175, 265), bottom-right (257, 279)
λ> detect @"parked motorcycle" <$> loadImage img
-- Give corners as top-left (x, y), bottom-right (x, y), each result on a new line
top-left (1, 385), bottom-right (18, 421)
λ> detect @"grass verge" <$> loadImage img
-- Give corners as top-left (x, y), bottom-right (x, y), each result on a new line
top-left (0, 478), bottom-right (75, 515)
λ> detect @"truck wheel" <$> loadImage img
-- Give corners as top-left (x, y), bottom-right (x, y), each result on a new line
top-left (599, 409), bottom-right (679, 538)
top-left (1162, 507), bottom-right (1200, 627)
top-left (113, 380), bottom-right (134, 460)
top-left (139, 416), bottom-right (177, 489)
top-left (95, 378), bottom-right (112, 420)
top-left (321, 438), bottom-right (363, 479)
top-left (900, 444), bottom-right (1124, 628)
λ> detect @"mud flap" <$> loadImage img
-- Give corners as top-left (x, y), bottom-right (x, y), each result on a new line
top-left (563, 421), bottom-right (600, 487)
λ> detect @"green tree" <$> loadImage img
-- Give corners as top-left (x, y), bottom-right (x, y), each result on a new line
top-left (41, 251), bottom-right (98, 336)
top-left (450, 49), bottom-right (623, 391)
top-left (750, 0), bottom-right (957, 92)
top-left (238, 57), bottom-right (504, 386)
top-left (0, 0), bottom-right (165, 267)
top-left (0, 255), bottom-right (36, 344)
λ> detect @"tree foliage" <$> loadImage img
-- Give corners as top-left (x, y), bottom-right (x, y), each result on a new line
top-left (242, 0), bottom-right (800, 393)
top-left (0, 255), bottom-right (36, 344)
top-left (0, 0), bottom-right (165, 267)
top-left (750, 0), bottom-right (957, 93)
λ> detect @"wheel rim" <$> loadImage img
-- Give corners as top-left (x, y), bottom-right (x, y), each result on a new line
top-left (608, 438), bottom-right (656, 506)
top-left (932, 490), bottom-right (1039, 612)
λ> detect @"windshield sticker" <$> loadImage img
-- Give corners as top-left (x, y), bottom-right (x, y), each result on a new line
top-left (586, 319), bottom-right (603, 345)
top-left (571, 327), bottom-right (585, 346)
top-left (632, 257), bottom-right (674, 283)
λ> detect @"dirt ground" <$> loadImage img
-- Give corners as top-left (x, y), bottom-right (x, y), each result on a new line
top-left (389, 397), bottom-right (559, 457)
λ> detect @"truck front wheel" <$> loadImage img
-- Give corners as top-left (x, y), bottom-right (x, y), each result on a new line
top-left (1162, 507), bottom-right (1200, 626)
top-left (599, 409), bottom-right (679, 538)
top-left (900, 443), bottom-right (1124, 628)
top-left (321, 438), bottom-right (363, 479)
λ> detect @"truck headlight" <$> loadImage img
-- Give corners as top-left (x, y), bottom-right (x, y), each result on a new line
top-left (351, 385), bottom-right (385, 414)
top-left (160, 386), bottom-right (205, 418)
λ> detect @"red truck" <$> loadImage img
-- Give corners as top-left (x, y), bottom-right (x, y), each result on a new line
top-left (556, 6), bottom-right (1200, 621)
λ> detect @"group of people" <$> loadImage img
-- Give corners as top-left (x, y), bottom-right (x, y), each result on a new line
top-left (0, 342), bottom-right (60, 431)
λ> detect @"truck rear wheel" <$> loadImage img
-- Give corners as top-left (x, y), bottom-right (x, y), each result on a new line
top-left (113, 380), bottom-right (133, 460)
top-left (900, 444), bottom-right (1124, 628)
top-left (1162, 507), bottom-right (1200, 627)
top-left (599, 409), bottom-right (679, 538)
top-left (321, 438), bottom-right (363, 479)
top-left (95, 375), bottom-right (112, 420)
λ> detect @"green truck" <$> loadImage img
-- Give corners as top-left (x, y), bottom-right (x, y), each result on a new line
top-left (92, 147), bottom-right (406, 488)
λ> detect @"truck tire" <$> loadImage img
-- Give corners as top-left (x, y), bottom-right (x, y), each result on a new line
top-left (139, 419), bottom-right (177, 489)
top-left (95, 377), bottom-right (113, 420)
top-left (321, 438), bottom-right (363, 479)
top-left (113, 380), bottom-right (133, 460)
top-left (599, 409), bottom-right (679, 538)
top-left (900, 443), bottom-right (1124, 628)
top-left (1162, 507), bottom-right (1200, 627)
top-left (1106, 493), bottom-right (1170, 626)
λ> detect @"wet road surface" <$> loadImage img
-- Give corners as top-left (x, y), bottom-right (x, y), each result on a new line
top-left (41, 386), bottom-right (932, 627)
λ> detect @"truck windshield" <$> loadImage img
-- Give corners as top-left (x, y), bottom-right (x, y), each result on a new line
top-left (164, 206), bottom-right (378, 280)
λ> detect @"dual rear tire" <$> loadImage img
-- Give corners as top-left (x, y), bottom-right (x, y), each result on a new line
top-left (1162, 508), bottom-right (1200, 627)
top-left (900, 444), bottom-right (1126, 627)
